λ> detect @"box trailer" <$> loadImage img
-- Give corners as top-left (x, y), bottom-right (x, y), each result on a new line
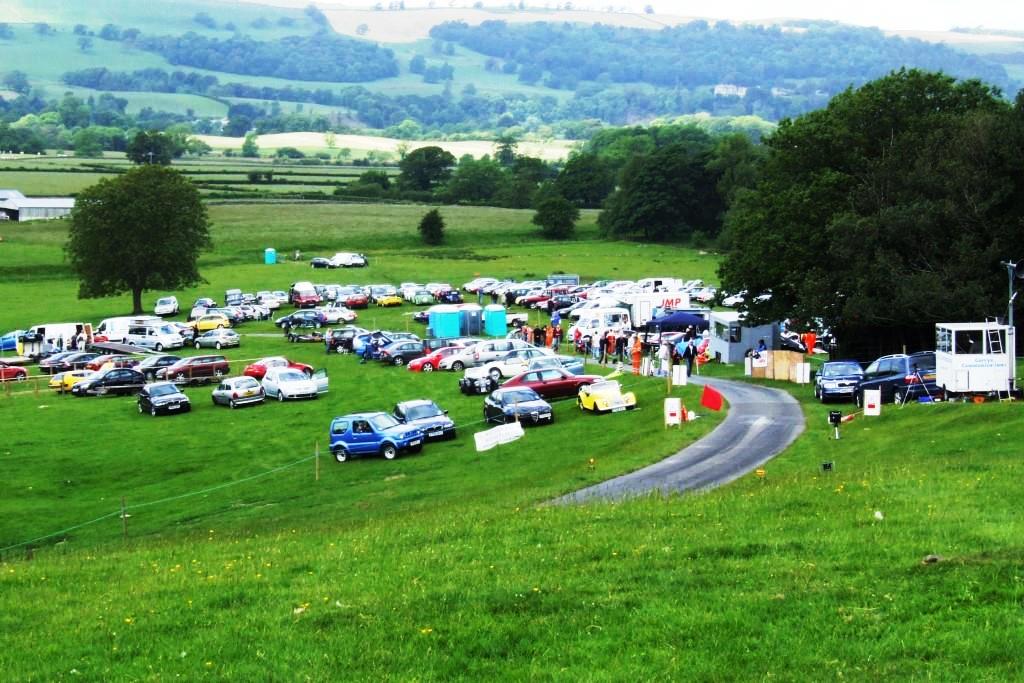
top-left (618, 291), bottom-right (692, 327)
top-left (935, 321), bottom-right (1014, 396)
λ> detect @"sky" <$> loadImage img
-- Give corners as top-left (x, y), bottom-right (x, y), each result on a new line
top-left (384, 1), bottom-right (1024, 32)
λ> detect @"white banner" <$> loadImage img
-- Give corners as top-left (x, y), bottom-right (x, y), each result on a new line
top-left (796, 363), bottom-right (811, 385)
top-left (664, 398), bottom-right (683, 427)
top-left (672, 364), bottom-right (688, 386)
top-left (864, 389), bottom-right (882, 417)
top-left (474, 421), bottom-right (525, 452)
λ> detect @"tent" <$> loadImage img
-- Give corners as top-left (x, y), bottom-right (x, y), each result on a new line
top-left (647, 311), bottom-right (709, 332)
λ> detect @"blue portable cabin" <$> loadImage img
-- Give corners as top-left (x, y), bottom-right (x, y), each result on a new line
top-left (483, 304), bottom-right (507, 337)
top-left (264, 247), bottom-right (277, 265)
top-left (457, 304), bottom-right (483, 336)
top-left (427, 305), bottom-right (461, 340)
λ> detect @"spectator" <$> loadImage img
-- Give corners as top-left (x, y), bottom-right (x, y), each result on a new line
top-left (682, 339), bottom-right (697, 377)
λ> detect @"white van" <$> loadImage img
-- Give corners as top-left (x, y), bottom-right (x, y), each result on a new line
top-left (329, 252), bottom-right (367, 268)
top-left (637, 277), bottom-right (684, 293)
top-left (125, 323), bottom-right (185, 351)
top-left (94, 316), bottom-right (161, 343)
top-left (569, 307), bottom-right (633, 339)
top-left (22, 322), bottom-right (93, 355)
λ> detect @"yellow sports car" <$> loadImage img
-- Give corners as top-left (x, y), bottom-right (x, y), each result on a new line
top-left (191, 313), bottom-right (232, 332)
top-left (577, 380), bottom-right (637, 414)
top-left (52, 369), bottom-right (97, 393)
top-left (375, 295), bottom-right (403, 307)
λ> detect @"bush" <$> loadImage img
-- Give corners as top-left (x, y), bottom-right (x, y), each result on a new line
top-left (418, 208), bottom-right (445, 245)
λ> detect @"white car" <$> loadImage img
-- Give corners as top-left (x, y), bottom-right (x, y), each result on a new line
top-left (328, 252), bottom-right (367, 268)
top-left (317, 302), bottom-right (358, 324)
top-left (399, 283), bottom-right (424, 300)
top-left (464, 347), bottom-right (555, 382)
top-left (463, 277), bottom-right (498, 292)
top-left (722, 291), bottom-right (747, 307)
top-left (261, 366), bottom-right (329, 402)
top-left (153, 296), bottom-right (179, 316)
top-left (256, 291), bottom-right (281, 309)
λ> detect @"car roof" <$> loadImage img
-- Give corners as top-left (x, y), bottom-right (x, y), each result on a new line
top-left (395, 399), bottom-right (435, 409)
top-left (334, 411), bottom-right (387, 420)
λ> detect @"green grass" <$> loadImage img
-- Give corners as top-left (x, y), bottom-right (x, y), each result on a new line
top-left (0, 170), bottom-right (118, 195)
top-left (0, 198), bottom-right (1021, 679)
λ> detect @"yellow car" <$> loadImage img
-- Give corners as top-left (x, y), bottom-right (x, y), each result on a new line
top-left (375, 295), bottom-right (403, 307)
top-left (52, 369), bottom-right (96, 393)
top-left (577, 380), bottom-right (637, 414)
top-left (191, 313), bottom-right (232, 333)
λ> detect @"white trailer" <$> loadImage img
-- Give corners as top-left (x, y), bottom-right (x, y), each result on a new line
top-left (617, 291), bottom-right (692, 327)
top-left (935, 322), bottom-right (1014, 396)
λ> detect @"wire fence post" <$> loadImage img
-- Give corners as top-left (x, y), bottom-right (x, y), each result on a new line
top-left (315, 440), bottom-right (320, 482)
top-left (120, 497), bottom-right (128, 542)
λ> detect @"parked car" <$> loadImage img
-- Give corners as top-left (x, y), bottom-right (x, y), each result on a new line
top-left (411, 289), bottom-right (435, 305)
top-left (317, 302), bottom-right (358, 324)
top-left (577, 380), bottom-right (637, 413)
top-left (437, 290), bottom-right (463, 304)
top-left (502, 367), bottom-right (602, 399)
top-left (465, 347), bottom-right (555, 382)
top-left (814, 360), bottom-right (864, 403)
top-left (378, 340), bottom-right (425, 366)
top-left (37, 352), bottom-right (77, 374)
top-left (71, 368), bottom-right (146, 396)
top-left (256, 291), bottom-right (282, 309)
top-left (392, 399), bottom-right (456, 441)
top-left (0, 330), bottom-right (25, 352)
top-left (135, 354), bottom-right (182, 382)
top-left (275, 310), bottom-right (326, 328)
top-left (336, 286), bottom-right (369, 309)
top-left (156, 355), bottom-right (229, 384)
top-left (261, 366), bottom-right (329, 401)
top-left (526, 354), bottom-right (586, 375)
top-left (0, 360), bottom-right (28, 382)
top-left (153, 296), bottom-right (179, 316)
top-left (289, 281), bottom-right (321, 308)
top-left (352, 331), bottom-right (419, 356)
top-left (244, 356), bottom-right (314, 380)
top-left (211, 376), bottom-right (265, 409)
top-left (310, 257), bottom-right (335, 269)
top-left (407, 345), bottom-right (468, 373)
top-left (440, 339), bottom-right (531, 372)
top-left (328, 252), bottom-right (368, 268)
top-left (328, 412), bottom-right (423, 462)
top-left (854, 352), bottom-right (938, 406)
top-left (483, 387), bottom-right (554, 425)
top-left (125, 323), bottom-right (184, 351)
top-left (85, 354), bottom-right (127, 371)
top-left (324, 326), bottom-right (369, 354)
top-left (191, 314), bottom-right (231, 333)
top-left (138, 382), bottom-right (191, 416)
top-left (375, 294), bottom-right (403, 308)
top-left (194, 328), bottom-right (240, 350)
top-left (167, 321), bottom-right (197, 343)
top-left (51, 369), bottom-right (95, 392)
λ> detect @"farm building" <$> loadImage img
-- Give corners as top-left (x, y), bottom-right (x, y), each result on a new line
top-left (0, 189), bottom-right (75, 221)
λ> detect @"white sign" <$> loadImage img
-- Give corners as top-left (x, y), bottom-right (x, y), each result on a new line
top-left (863, 389), bottom-right (882, 417)
top-left (744, 356), bottom-right (752, 376)
top-left (664, 398), bottom-right (683, 427)
top-left (474, 421), bottom-right (525, 452)
top-left (640, 357), bottom-right (654, 377)
top-left (796, 363), bottom-right (811, 385)
top-left (752, 353), bottom-right (768, 368)
top-left (672, 364), bottom-right (688, 386)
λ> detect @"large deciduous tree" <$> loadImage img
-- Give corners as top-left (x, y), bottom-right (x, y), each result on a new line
top-left (126, 130), bottom-right (176, 165)
top-left (66, 166), bottom-right (211, 314)
top-left (719, 69), bottom-right (1024, 355)
top-left (532, 184), bottom-right (579, 239)
top-left (399, 146), bottom-right (456, 191)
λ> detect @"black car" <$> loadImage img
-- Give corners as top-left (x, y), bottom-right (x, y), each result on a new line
top-left (813, 360), bottom-right (863, 403)
top-left (71, 368), bottom-right (146, 397)
top-left (437, 290), bottom-right (463, 304)
top-left (275, 310), bottom-right (326, 328)
top-left (310, 257), bottom-right (335, 269)
top-left (854, 352), bottom-right (938, 406)
top-left (325, 326), bottom-right (368, 354)
top-left (545, 294), bottom-right (579, 313)
top-left (135, 354), bottom-right (182, 382)
top-left (52, 352), bottom-right (101, 373)
top-left (138, 382), bottom-right (191, 416)
top-left (483, 387), bottom-right (554, 425)
top-left (37, 352), bottom-right (77, 374)
top-left (378, 340), bottom-right (425, 366)
top-left (412, 311), bottom-right (430, 324)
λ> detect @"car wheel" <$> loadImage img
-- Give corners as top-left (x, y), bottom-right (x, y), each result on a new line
top-left (155, 343), bottom-right (163, 352)
top-left (17, 373), bottom-right (26, 382)
top-left (452, 361), bottom-right (464, 371)
top-left (138, 402), bottom-right (143, 414)
top-left (488, 368), bottom-right (501, 382)
top-left (195, 342), bottom-right (202, 349)
top-left (333, 448), bottom-right (348, 463)
top-left (381, 443), bottom-right (398, 460)
top-left (150, 406), bottom-right (157, 417)
top-left (176, 372), bottom-right (186, 382)
top-left (217, 324), bottom-right (224, 329)
top-left (854, 391), bottom-right (862, 408)
top-left (394, 357), bottom-right (405, 366)
top-left (215, 342), bottom-right (222, 350)
top-left (315, 322), bottom-right (322, 329)
top-left (277, 391), bottom-right (285, 402)
top-left (422, 363), bottom-right (434, 373)
top-left (229, 399), bottom-right (238, 409)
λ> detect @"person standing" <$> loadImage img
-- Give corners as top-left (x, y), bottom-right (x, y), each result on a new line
top-left (523, 325), bottom-right (533, 345)
top-left (552, 325), bottom-right (562, 352)
top-left (631, 335), bottom-right (643, 374)
top-left (658, 340), bottom-right (672, 376)
top-left (545, 325), bottom-right (554, 348)
top-left (682, 339), bottom-right (697, 378)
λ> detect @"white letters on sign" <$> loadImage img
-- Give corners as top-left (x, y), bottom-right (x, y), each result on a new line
top-left (474, 421), bottom-right (525, 452)
top-left (863, 389), bottom-right (882, 417)
top-left (664, 398), bottom-right (682, 427)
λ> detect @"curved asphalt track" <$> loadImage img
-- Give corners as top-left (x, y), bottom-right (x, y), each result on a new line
top-left (555, 377), bottom-right (805, 504)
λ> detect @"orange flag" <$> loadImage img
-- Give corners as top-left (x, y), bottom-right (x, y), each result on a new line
top-left (700, 385), bottom-right (724, 411)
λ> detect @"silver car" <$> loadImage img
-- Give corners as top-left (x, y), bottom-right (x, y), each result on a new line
top-left (211, 376), bottom-right (265, 409)
top-left (194, 328), bottom-right (240, 350)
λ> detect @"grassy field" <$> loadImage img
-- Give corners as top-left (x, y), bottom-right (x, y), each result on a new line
top-left (0, 198), bottom-right (1022, 678)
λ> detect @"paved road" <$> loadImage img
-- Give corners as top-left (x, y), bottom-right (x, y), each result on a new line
top-left (555, 377), bottom-right (805, 504)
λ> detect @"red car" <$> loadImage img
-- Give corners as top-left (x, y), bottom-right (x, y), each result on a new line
top-left (342, 292), bottom-right (369, 309)
top-left (243, 356), bottom-right (314, 380)
top-left (407, 345), bottom-right (469, 373)
top-left (502, 367), bottom-right (602, 399)
top-left (0, 361), bottom-right (28, 382)
top-left (85, 354), bottom-right (130, 371)
top-left (520, 293), bottom-right (553, 308)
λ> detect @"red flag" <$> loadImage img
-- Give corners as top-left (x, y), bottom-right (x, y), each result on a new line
top-left (700, 384), bottom-right (724, 411)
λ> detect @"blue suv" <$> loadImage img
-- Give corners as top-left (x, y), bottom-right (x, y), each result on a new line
top-left (329, 412), bottom-right (424, 463)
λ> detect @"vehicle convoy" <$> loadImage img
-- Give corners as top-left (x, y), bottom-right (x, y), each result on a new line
top-left (329, 412), bottom-right (424, 462)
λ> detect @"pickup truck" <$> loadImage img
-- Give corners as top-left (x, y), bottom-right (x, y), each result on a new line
top-left (328, 412), bottom-right (424, 462)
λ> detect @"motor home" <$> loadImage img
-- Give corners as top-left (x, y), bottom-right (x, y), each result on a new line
top-left (94, 316), bottom-right (162, 343)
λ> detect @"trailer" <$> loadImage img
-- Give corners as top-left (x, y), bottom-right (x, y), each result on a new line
top-left (617, 291), bottom-right (692, 327)
top-left (935, 321), bottom-right (1015, 397)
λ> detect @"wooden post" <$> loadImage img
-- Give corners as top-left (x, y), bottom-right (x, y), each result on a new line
top-left (121, 497), bottom-right (128, 541)
top-left (666, 358), bottom-right (672, 395)
top-left (315, 440), bottom-right (320, 482)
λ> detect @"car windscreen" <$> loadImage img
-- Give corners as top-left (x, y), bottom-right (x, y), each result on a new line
top-left (501, 390), bottom-right (539, 405)
top-left (405, 404), bottom-right (443, 420)
top-left (821, 363), bottom-right (863, 377)
top-left (278, 371), bottom-right (306, 382)
top-left (157, 298), bottom-right (173, 305)
top-left (235, 378), bottom-right (259, 389)
top-left (150, 384), bottom-right (179, 397)
top-left (370, 414), bottom-right (400, 430)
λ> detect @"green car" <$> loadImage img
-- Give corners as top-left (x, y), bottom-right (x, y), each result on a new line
top-left (412, 289), bottom-right (435, 305)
